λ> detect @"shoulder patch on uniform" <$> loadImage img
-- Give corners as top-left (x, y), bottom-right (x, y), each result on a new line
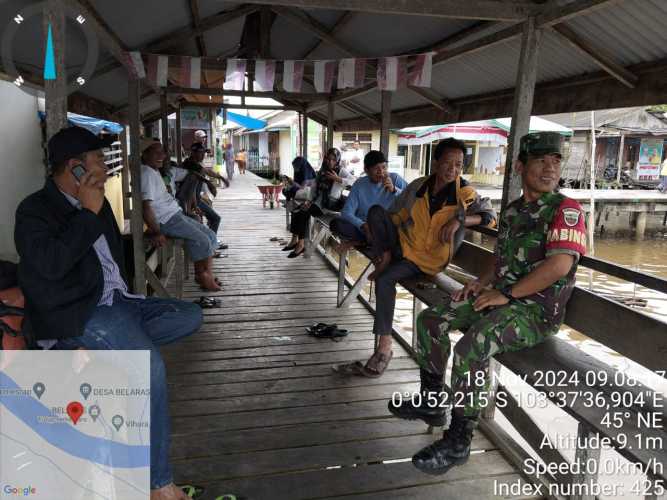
top-left (562, 207), bottom-right (581, 227)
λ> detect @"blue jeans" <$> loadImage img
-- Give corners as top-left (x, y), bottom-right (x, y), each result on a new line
top-left (161, 211), bottom-right (217, 261)
top-left (198, 200), bottom-right (221, 236)
top-left (55, 292), bottom-right (203, 489)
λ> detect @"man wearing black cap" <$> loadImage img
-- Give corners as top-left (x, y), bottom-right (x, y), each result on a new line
top-left (14, 126), bottom-right (203, 500)
top-left (330, 150), bottom-right (407, 248)
top-left (181, 142), bottom-right (229, 249)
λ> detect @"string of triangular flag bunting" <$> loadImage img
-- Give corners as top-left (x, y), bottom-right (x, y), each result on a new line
top-left (125, 52), bottom-right (433, 92)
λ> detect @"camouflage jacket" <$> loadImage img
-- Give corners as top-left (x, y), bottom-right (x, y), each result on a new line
top-left (494, 192), bottom-right (587, 326)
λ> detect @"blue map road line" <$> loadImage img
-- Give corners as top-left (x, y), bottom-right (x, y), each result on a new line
top-left (0, 371), bottom-right (149, 468)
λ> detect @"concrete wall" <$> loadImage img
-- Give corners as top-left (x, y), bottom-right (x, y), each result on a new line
top-left (0, 82), bottom-right (45, 262)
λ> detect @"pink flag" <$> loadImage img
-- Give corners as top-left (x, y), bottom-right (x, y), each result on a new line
top-left (314, 60), bottom-right (336, 93)
top-left (179, 56), bottom-right (201, 89)
top-left (337, 58), bottom-right (366, 89)
top-left (225, 59), bottom-right (246, 91)
top-left (146, 54), bottom-right (169, 87)
top-left (408, 53), bottom-right (433, 88)
top-left (254, 60), bottom-right (276, 92)
top-left (126, 51), bottom-right (145, 79)
top-left (377, 56), bottom-right (407, 91)
top-left (282, 60), bottom-right (304, 93)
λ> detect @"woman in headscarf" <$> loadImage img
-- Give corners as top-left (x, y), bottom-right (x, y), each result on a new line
top-left (283, 156), bottom-right (316, 201)
top-left (282, 148), bottom-right (355, 258)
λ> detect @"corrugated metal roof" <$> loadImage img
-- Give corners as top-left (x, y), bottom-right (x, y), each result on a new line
top-left (5, 0), bottom-right (666, 124)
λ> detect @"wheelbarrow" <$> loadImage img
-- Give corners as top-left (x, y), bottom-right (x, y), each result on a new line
top-left (257, 184), bottom-right (283, 209)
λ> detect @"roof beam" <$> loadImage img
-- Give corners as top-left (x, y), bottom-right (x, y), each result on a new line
top-left (164, 87), bottom-right (329, 102)
top-left (188, 0), bottom-right (209, 87)
top-left (91, 4), bottom-right (257, 80)
top-left (302, 11), bottom-right (355, 59)
top-left (339, 101), bottom-right (380, 124)
top-left (244, 0), bottom-right (541, 21)
top-left (552, 24), bottom-right (638, 88)
top-left (326, 0), bottom-right (620, 107)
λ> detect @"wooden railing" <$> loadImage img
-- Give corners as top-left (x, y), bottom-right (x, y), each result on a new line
top-left (305, 211), bottom-right (667, 500)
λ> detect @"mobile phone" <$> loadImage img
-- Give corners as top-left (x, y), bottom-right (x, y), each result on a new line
top-left (71, 164), bottom-right (87, 182)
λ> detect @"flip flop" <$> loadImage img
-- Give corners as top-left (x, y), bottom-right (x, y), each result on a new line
top-left (178, 484), bottom-right (205, 499)
top-left (305, 322), bottom-right (335, 334)
top-left (213, 252), bottom-right (228, 258)
top-left (360, 351), bottom-right (393, 378)
top-left (194, 296), bottom-right (220, 308)
top-left (332, 360), bottom-right (365, 375)
top-left (309, 325), bottom-right (348, 339)
top-left (269, 237), bottom-right (281, 241)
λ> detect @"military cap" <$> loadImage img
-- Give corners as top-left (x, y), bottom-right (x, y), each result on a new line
top-left (519, 132), bottom-right (563, 158)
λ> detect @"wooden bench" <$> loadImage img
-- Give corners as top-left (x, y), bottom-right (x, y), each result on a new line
top-left (306, 211), bottom-right (667, 499)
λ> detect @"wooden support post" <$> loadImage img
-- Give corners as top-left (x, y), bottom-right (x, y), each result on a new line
top-left (128, 78), bottom-right (146, 295)
top-left (43, 0), bottom-right (67, 142)
top-left (327, 100), bottom-right (335, 150)
top-left (380, 90), bottom-right (391, 155)
top-left (501, 16), bottom-right (541, 210)
top-left (302, 112), bottom-right (309, 159)
top-left (571, 422), bottom-right (601, 500)
top-left (160, 92), bottom-right (170, 166)
top-left (616, 132), bottom-right (625, 184)
top-left (175, 104), bottom-right (183, 165)
top-left (120, 127), bottom-right (131, 217)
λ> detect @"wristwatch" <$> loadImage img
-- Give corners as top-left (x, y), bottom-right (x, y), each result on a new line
top-left (499, 284), bottom-right (514, 300)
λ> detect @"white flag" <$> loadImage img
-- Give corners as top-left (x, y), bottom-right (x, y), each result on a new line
top-left (126, 51), bottom-right (145, 79)
top-left (377, 56), bottom-right (407, 91)
top-left (408, 53), bottom-right (433, 88)
top-left (179, 56), bottom-right (201, 89)
top-left (225, 59), bottom-right (246, 91)
top-left (337, 58), bottom-right (366, 89)
top-left (254, 60), bottom-right (276, 92)
top-left (147, 54), bottom-right (169, 87)
top-left (282, 60), bottom-right (304, 93)
top-left (314, 60), bottom-right (336, 93)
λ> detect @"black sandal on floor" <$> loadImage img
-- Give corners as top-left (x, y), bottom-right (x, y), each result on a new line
top-left (194, 297), bottom-right (220, 308)
top-left (288, 248), bottom-right (305, 258)
top-left (282, 243), bottom-right (297, 251)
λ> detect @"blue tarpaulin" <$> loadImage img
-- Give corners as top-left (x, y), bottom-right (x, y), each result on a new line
top-left (219, 110), bottom-right (267, 130)
top-left (38, 111), bottom-right (124, 135)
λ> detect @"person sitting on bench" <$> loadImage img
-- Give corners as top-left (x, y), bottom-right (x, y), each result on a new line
top-left (329, 151), bottom-right (407, 249)
top-left (282, 148), bottom-right (355, 258)
top-left (14, 126), bottom-right (203, 500)
top-left (140, 138), bottom-right (222, 291)
top-left (336, 138), bottom-right (496, 378)
top-left (282, 156), bottom-right (316, 202)
top-left (392, 132), bottom-right (586, 476)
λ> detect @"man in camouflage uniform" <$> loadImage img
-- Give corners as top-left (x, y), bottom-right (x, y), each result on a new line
top-left (388, 131), bottom-right (587, 475)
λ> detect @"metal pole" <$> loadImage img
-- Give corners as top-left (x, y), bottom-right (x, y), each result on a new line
top-left (616, 132), bottom-right (625, 184)
top-left (589, 111), bottom-right (596, 257)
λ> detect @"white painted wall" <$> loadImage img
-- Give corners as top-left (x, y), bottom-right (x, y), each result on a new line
top-left (258, 132), bottom-right (269, 157)
top-left (0, 82), bottom-right (45, 262)
top-left (279, 130), bottom-right (293, 177)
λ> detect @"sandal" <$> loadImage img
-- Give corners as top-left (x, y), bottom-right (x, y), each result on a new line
top-left (194, 296), bottom-right (220, 308)
top-left (332, 360), bottom-right (366, 375)
top-left (308, 325), bottom-right (348, 340)
top-left (179, 484), bottom-right (205, 499)
top-left (213, 252), bottom-right (227, 258)
top-left (360, 351), bottom-right (393, 378)
top-left (306, 322), bottom-right (334, 334)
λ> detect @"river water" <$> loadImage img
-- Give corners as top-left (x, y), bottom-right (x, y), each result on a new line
top-left (329, 234), bottom-right (667, 500)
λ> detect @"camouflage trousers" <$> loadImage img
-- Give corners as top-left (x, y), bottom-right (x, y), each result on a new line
top-left (415, 297), bottom-right (558, 417)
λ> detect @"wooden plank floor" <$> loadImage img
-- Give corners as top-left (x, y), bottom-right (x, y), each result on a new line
top-left (164, 173), bottom-right (538, 500)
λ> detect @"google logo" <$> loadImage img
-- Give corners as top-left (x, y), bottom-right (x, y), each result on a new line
top-left (2, 485), bottom-right (36, 496)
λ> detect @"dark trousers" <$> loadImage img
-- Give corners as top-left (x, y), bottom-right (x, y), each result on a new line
top-left (367, 205), bottom-right (422, 336)
top-left (330, 217), bottom-right (366, 242)
top-left (290, 204), bottom-right (323, 238)
top-left (198, 200), bottom-right (221, 236)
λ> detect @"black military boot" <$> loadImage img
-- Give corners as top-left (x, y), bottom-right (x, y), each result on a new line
top-left (412, 413), bottom-right (477, 475)
top-left (387, 369), bottom-right (451, 427)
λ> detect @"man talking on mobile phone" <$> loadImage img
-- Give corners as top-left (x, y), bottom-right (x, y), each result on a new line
top-left (14, 126), bottom-right (202, 500)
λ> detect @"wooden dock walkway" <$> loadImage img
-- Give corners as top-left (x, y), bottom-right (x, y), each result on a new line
top-left (163, 173), bottom-right (537, 500)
